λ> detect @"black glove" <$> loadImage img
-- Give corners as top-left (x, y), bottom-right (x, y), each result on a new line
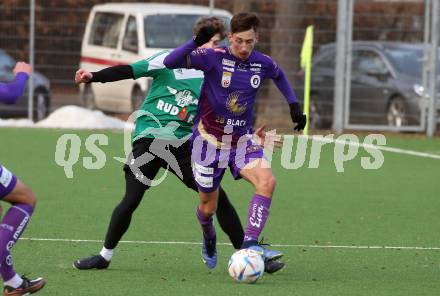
top-left (289, 103), bottom-right (307, 131)
top-left (193, 26), bottom-right (216, 46)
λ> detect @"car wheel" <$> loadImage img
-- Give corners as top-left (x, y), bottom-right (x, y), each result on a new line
top-left (386, 96), bottom-right (408, 127)
top-left (131, 87), bottom-right (145, 111)
top-left (82, 84), bottom-right (95, 110)
top-left (33, 89), bottom-right (49, 121)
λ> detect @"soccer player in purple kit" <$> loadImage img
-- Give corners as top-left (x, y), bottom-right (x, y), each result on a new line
top-left (0, 62), bottom-right (46, 295)
top-left (164, 12), bottom-right (306, 269)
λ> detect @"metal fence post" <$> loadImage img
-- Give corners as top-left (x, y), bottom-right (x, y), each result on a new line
top-left (427, 0), bottom-right (439, 137)
top-left (28, 0), bottom-right (35, 121)
top-left (333, 0), bottom-right (348, 133)
top-left (421, 0), bottom-right (431, 131)
top-left (333, 0), bottom-right (353, 133)
top-left (343, 0), bottom-right (354, 129)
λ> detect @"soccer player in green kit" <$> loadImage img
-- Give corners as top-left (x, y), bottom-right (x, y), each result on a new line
top-left (73, 16), bottom-right (284, 274)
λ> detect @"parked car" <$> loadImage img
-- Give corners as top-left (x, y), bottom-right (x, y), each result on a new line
top-left (298, 41), bottom-right (440, 128)
top-left (79, 3), bottom-right (232, 113)
top-left (0, 49), bottom-right (51, 121)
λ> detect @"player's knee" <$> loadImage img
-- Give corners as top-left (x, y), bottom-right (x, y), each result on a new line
top-left (199, 201), bottom-right (217, 217)
top-left (256, 175), bottom-right (276, 195)
top-left (22, 186), bottom-right (37, 208)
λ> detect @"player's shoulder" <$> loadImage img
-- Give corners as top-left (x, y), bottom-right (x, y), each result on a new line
top-left (252, 50), bottom-right (275, 65)
top-left (251, 51), bottom-right (280, 72)
top-left (214, 46), bottom-right (228, 55)
top-left (145, 50), bottom-right (170, 62)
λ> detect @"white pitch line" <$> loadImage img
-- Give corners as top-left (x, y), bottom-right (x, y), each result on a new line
top-left (19, 237), bottom-right (440, 251)
top-left (295, 135), bottom-right (440, 160)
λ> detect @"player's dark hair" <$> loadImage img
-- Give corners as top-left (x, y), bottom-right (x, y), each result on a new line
top-left (230, 12), bottom-right (260, 34)
top-left (193, 16), bottom-right (226, 39)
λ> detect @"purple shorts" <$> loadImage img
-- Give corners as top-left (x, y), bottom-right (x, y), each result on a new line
top-left (0, 165), bottom-right (17, 199)
top-left (190, 128), bottom-right (264, 193)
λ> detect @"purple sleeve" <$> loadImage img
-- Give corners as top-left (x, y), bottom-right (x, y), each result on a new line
top-left (0, 72), bottom-right (29, 105)
top-left (272, 68), bottom-right (298, 104)
top-left (163, 39), bottom-right (198, 69)
top-left (163, 39), bottom-right (215, 72)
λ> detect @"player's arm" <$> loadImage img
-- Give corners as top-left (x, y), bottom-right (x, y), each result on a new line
top-left (270, 63), bottom-right (307, 131)
top-left (163, 27), bottom-right (216, 71)
top-left (0, 62), bottom-right (31, 105)
top-left (75, 51), bottom-right (170, 84)
top-left (75, 65), bottom-right (134, 84)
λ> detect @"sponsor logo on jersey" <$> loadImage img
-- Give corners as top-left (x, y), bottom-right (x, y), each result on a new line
top-left (250, 63), bottom-right (262, 67)
top-left (226, 118), bottom-right (247, 126)
top-left (222, 58), bottom-right (235, 67)
top-left (223, 66), bottom-right (235, 72)
top-left (167, 86), bottom-right (198, 107)
top-left (156, 99), bottom-right (194, 123)
top-left (226, 91), bottom-right (247, 115)
top-left (250, 74), bottom-right (261, 88)
top-left (215, 116), bottom-right (225, 124)
top-left (221, 71), bottom-right (232, 88)
top-left (156, 99), bottom-right (179, 116)
top-left (237, 63), bottom-right (248, 72)
top-left (250, 67), bottom-right (261, 72)
top-left (178, 107), bottom-right (188, 120)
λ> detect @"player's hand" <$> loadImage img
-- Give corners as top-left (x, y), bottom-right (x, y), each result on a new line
top-left (13, 62), bottom-right (32, 75)
top-left (289, 103), bottom-right (307, 131)
top-left (194, 26), bottom-right (216, 47)
top-left (254, 124), bottom-right (283, 149)
top-left (75, 69), bottom-right (93, 84)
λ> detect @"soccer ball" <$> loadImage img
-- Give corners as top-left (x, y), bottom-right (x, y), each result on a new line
top-left (228, 248), bottom-right (264, 284)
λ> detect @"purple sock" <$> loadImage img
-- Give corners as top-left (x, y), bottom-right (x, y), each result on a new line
top-left (196, 207), bottom-right (216, 240)
top-left (0, 204), bottom-right (33, 281)
top-left (244, 194), bottom-right (271, 243)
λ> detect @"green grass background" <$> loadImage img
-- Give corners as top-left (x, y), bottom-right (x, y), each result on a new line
top-left (0, 128), bottom-right (439, 295)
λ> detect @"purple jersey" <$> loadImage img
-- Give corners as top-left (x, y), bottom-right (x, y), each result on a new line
top-left (0, 72), bottom-right (29, 105)
top-left (164, 40), bottom-right (298, 144)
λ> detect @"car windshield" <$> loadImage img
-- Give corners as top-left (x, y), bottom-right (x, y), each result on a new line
top-left (385, 47), bottom-right (440, 77)
top-left (144, 14), bottom-right (229, 48)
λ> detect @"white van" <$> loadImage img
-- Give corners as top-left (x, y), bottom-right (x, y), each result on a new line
top-left (79, 3), bottom-right (232, 112)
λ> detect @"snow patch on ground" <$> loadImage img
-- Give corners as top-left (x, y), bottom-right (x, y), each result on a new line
top-left (0, 106), bottom-right (133, 130)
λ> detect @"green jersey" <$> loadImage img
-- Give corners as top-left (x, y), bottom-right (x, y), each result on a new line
top-left (130, 51), bottom-right (203, 142)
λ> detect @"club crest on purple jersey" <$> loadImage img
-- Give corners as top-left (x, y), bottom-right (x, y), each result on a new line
top-left (250, 75), bottom-right (261, 88)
